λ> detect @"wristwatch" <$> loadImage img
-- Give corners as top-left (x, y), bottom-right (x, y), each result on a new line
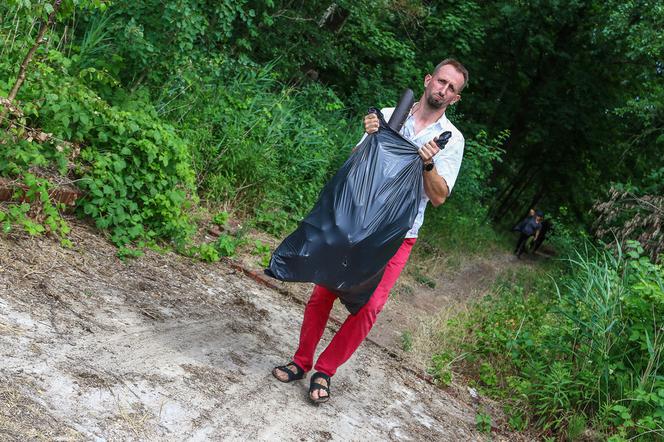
top-left (423, 161), bottom-right (435, 172)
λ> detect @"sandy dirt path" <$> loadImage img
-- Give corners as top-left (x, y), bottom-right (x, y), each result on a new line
top-left (0, 222), bottom-right (519, 441)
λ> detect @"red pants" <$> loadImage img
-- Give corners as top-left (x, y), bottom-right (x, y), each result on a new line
top-left (293, 238), bottom-right (416, 376)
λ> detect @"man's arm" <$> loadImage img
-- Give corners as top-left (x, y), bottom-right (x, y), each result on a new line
top-left (533, 224), bottom-right (542, 240)
top-left (423, 167), bottom-right (449, 206)
top-left (419, 139), bottom-right (448, 206)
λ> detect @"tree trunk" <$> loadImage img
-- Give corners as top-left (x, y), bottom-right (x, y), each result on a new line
top-left (493, 165), bottom-right (540, 222)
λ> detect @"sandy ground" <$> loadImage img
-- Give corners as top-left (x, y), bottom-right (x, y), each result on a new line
top-left (0, 220), bottom-right (532, 441)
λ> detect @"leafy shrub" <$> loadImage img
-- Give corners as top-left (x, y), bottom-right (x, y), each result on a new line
top-left (434, 243), bottom-right (664, 439)
top-left (252, 240), bottom-right (271, 267)
top-left (5, 52), bottom-right (198, 249)
top-left (417, 129), bottom-right (508, 256)
top-left (476, 411), bottom-right (492, 434)
top-left (163, 59), bottom-right (359, 234)
top-left (182, 233), bottom-right (243, 263)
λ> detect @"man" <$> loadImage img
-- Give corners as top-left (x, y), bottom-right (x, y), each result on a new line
top-left (514, 210), bottom-right (543, 258)
top-left (272, 59), bottom-right (468, 404)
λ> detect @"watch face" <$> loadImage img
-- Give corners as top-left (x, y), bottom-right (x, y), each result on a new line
top-left (424, 162), bottom-right (435, 171)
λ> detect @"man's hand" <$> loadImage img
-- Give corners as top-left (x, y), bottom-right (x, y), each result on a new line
top-left (364, 113), bottom-right (379, 134)
top-left (418, 138), bottom-right (440, 163)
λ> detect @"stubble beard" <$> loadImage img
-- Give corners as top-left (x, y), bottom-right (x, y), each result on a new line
top-left (426, 94), bottom-right (445, 109)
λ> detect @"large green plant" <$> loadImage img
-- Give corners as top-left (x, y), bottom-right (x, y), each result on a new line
top-left (1, 42), bottom-right (197, 251)
top-left (436, 243), bottom-right (664, 438)
top-left (158, 57), bottom-right (359, 234)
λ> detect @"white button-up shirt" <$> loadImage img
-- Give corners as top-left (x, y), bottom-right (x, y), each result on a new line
top-left (379, 106), bottom-right (465, 238)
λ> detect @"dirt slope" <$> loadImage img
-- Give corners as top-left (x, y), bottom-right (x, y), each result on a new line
top-left (0, 221), bottom-right (527, 441)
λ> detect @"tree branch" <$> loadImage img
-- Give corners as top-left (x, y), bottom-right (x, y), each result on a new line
top-left (1, 0), bottom-right (63, 126)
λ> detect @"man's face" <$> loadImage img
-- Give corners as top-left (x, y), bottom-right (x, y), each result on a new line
top-left (423, 64), bottom-right (464, 110)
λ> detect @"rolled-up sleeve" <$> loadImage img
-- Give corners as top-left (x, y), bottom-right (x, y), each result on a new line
top-left (433, 135), bottom-right (464, 194)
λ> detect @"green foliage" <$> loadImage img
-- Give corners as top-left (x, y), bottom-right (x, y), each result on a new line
top-left (5, 51), bottom-right (198, 248)
top-left (97, 0), bottom-right (267, 87)
top-left (429, 351), bottom-right (455, 386)
top-left (417, 128), bottom-right (508, 257)
top-left (0, 125), bottom-right (72, 242)
top-left (433, 243), bottom-right (664, 438)
top-left (475, 410), bottom-right (492, 434)
top-left (215, 234), bottom-right (240, 257)
top-left (252, 240), bottom-right (271, 268)
top-left (212, 211), bottom-right (229, 227)
top-left (455, 129), bottom-right (508, 211)
top-left (2, 47), bottom-right (194, 250)
top-left (566, 414), bottom-right (587, 441)
top-left (183, 233), bottom-right (242, 263)
top-left (5, 0), bottom-right (109, 21)
top-left (186, 242), bottom-right (220, 263)
top-left (401, 331), bottom-right (413, 353)
top-left (164, 59), bottom-right (358, 234)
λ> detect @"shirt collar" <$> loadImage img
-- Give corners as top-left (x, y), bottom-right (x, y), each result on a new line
top-left (403, 102), bottom-right (448, 137)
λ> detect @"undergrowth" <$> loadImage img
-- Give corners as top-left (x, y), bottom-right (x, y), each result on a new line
top-left (430, 242), bottom-right (664, 440)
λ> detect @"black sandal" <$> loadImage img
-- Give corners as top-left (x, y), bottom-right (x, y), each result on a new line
top-left (272, 361), bottom-right (306, 383)
top-left (308, 372), bottom-right (331, 404)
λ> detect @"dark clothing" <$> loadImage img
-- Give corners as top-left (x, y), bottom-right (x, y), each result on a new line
top-left (514, 233), bottom-right (531, 257)
top-left (531, 220), bottom-right (552, 253)
top-left (512, 216), bottom-right (534, 233)
top-left (520, 217), bottom-right (542, 236)
top-left (514, 215), bottom-right (542, 257)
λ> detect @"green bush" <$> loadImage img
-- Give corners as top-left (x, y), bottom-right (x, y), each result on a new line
top-left (163, 59), bottom-right (360, 234)
top-left (434, 243), bottom-right (664, 438)
top-left (417, 129), bottom-right (508, 256)
top-left (1, 49), bottom-right (197, 249)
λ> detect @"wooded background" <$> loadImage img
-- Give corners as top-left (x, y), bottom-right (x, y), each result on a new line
top-left (1, 2), bottom-right (664, 439)
top-left (2, 1), bottom-right (662, 243)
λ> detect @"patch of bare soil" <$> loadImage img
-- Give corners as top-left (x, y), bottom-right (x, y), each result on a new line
top-left (0, 220), bottom-right (529, 441)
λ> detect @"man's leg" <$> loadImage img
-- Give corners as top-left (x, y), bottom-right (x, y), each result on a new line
top-left (532, 237), bottom-right (543, 253)
top-left (515, 233), bottom-right (529, 257)
top-left (290, 285), bottom-right (337, 372)
top-left (514, 234), bottom-right (524, 254)
top-left (313, 238), bottom-right (416, 377)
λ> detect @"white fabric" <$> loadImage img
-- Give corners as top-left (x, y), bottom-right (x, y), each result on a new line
top-left (360, 107), bottom-right (465, 238)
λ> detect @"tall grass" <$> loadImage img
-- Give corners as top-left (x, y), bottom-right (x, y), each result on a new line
top-left (430, 242), bottom-right (664, 439)
top-left (155, 59), bottom-right (362, 233)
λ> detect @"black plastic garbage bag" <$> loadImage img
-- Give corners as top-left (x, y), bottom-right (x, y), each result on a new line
top-left (265, 110), bottom-right (448, 314)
